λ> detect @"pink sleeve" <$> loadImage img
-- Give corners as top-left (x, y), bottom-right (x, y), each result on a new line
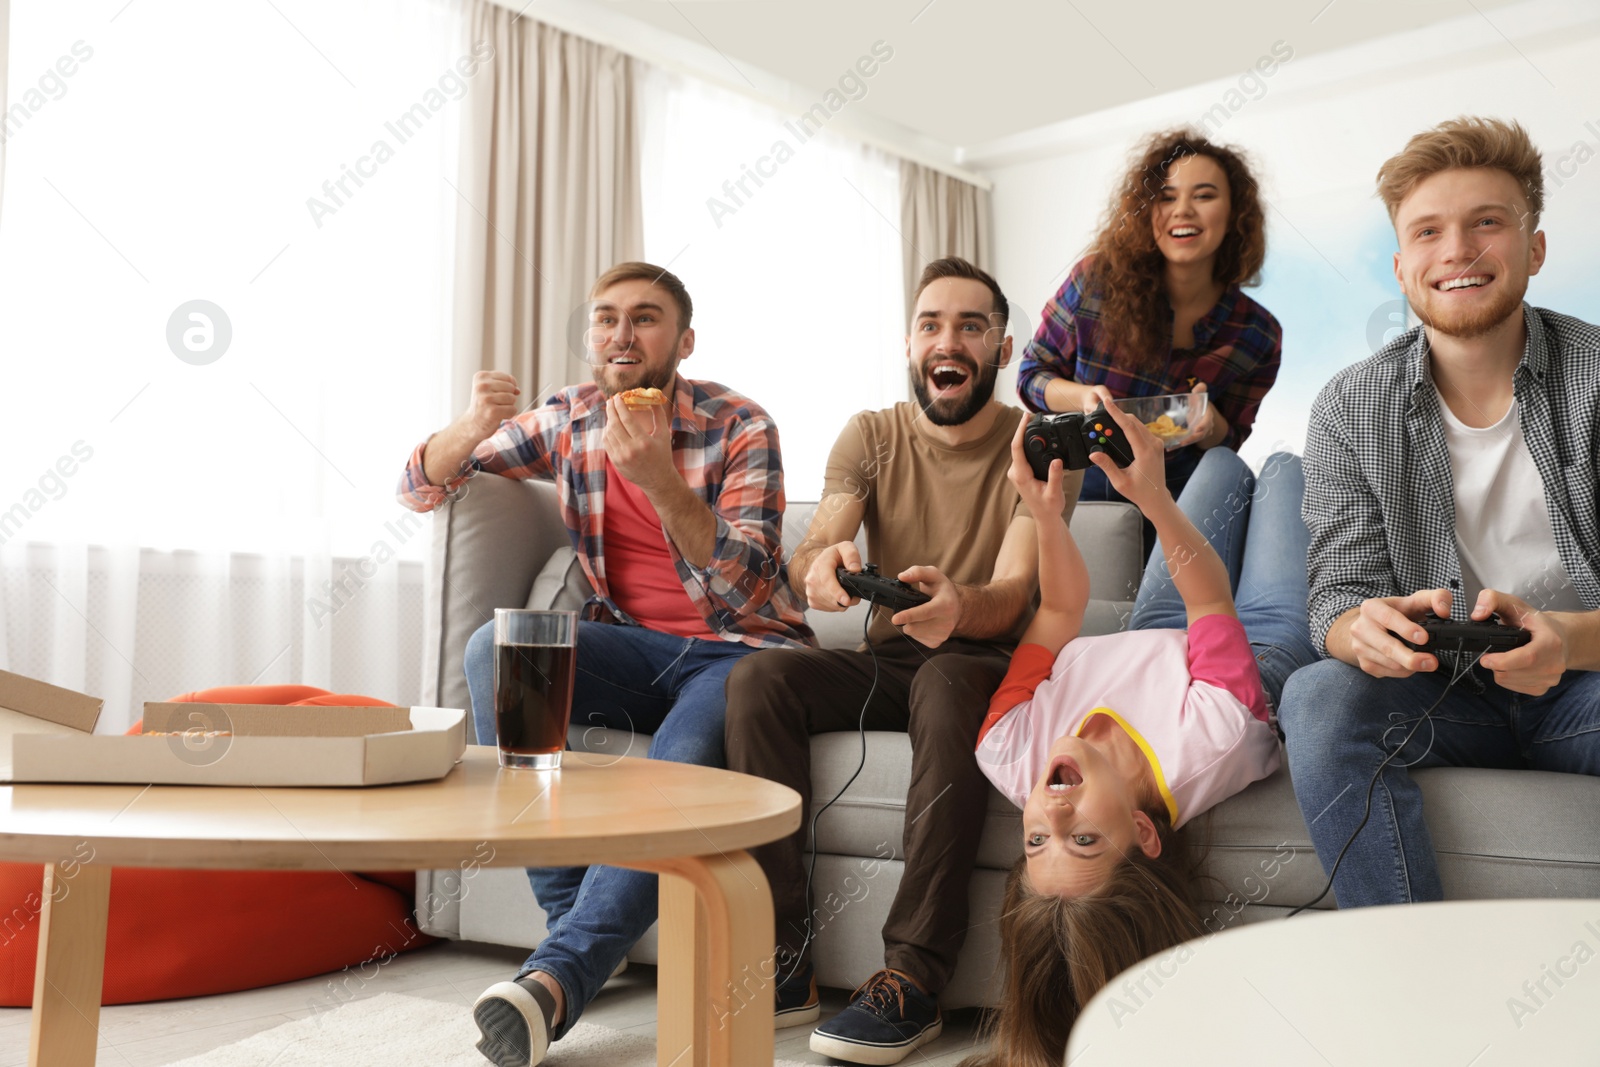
top-left (1185, 614), bottom-right (1268, 723)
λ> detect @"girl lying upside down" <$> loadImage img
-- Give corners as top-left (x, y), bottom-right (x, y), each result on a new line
top-left (963, 403), bottom-right (1316, 1067)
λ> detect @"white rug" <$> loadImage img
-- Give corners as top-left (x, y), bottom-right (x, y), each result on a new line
top-left (160, 991), bottom-right (815, 1066)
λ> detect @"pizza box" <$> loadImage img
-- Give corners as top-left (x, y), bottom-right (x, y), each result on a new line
top-left (0, 669), bottom-right (467, 787)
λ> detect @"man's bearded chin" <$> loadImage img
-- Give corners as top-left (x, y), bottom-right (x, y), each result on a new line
top-left (912, 351), bottom-right (1002, 428)
top-left (1415, 279), bottom-right (1526, 342)
top-left (595, 354), bottom-right (679, 399)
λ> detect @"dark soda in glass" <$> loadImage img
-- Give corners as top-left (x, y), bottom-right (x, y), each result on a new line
top-left (491, 610), bottom-right (577, 770)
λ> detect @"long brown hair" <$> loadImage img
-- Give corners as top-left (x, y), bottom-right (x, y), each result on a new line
top-left (1087, 130), bottom-right (1267, 371)
top-left (959, 810), bottom-right (1207, 1067)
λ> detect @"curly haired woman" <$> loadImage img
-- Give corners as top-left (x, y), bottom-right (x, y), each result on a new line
top-left (1017, 129), bottom-right (1282, 535)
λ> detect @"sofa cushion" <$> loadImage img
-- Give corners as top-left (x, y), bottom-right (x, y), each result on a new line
top-left (804, 731), bottom-right (1023, 870)
top-left (526, 546), bottom-right (590, 612)
top-left (574, 727), bottom-right (1600, 924)
top-left (1418, 766), bottom-right (1600, 898)
top-left (1194, 764), bottom-right (1600, 925)
top-left (428, 476), bottom-right (572, 714)
top-left (1067, 501), bottom-right (1145, 607)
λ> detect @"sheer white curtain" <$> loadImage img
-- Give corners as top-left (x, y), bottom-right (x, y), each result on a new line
top-left (0, 0), bottom-right (464, 729)
top-left (638, 67), bottom-right (905, 502)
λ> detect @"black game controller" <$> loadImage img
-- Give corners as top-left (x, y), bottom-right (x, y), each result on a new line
top-left (836, 564), bottom-right (931, 614)
top-left (1024, 405), bottom-right (1135, 479)
top-left (1395, 612), bottom-right (1532, 656)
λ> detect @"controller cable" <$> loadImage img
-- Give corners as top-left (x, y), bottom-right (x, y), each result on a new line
top-left (1286, 644), bottom-right (1485, 918)
top-left (778, 605), bottom-right (882, 991)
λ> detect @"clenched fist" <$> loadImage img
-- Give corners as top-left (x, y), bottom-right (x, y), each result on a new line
top-left (465, 371), bottom-right (520, 442)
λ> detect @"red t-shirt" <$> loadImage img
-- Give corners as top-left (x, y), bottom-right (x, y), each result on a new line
top-left (602, 458), bottom-right (717, 640)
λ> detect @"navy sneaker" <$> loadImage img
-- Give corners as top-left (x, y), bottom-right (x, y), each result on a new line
top-left (473, 974), bottom-right (557, 1066)
top-left (809, 968), bottom-right (942, 1064)
top-left (775, 959), bottom-right (821, 1028)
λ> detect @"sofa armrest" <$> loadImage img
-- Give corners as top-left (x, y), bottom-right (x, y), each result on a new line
top-left (422, 474), bottom-right (571, 721)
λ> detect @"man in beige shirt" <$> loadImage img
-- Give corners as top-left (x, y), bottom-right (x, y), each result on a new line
top-left (725, 256), bottom-right (1081, 1064)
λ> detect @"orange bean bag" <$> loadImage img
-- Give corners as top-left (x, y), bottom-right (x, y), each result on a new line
top-left (0, 685), bottom-right (435, 1006)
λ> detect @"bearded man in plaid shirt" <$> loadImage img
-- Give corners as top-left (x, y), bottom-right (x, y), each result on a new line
top-left (398, 262), bottom-right (812, 1067)
top-left (1281, 118), bottom-right (1600, 909)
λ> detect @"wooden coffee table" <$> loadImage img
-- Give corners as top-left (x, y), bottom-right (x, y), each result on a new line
top-left (0, 746), bottom-right (800, 1067)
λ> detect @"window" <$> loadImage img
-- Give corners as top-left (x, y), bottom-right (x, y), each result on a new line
top-left (1, 0), bottom-right (467, 719)
top-left (639, 67), bottom-right (906, 502)
top-left (1, 0), bottom-right (463, 559)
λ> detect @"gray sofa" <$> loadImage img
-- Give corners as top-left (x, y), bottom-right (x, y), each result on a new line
top-left (415, 471), bottom-right (1600, 1008)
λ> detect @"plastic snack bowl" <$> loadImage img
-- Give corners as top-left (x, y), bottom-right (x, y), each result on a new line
top-left (1112, 393), bottom-right (1209, 450)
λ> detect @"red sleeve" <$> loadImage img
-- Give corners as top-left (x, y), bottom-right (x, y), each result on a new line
top-left (1185, 614), bottom-right (1269, 723)
top-left (975, 644), bottom-right (1057, 748)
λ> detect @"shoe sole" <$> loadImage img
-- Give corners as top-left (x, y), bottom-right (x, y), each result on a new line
top-left (809, 1017), bottom-right (943, 1065)
top-left (775, 1000), bottom-right (821, 1029)
top-left (473, 982), bottom-right (551, 1067)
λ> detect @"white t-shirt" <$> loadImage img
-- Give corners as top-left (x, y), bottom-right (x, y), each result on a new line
top-left (1437, 391), bottom-right (1583, 614)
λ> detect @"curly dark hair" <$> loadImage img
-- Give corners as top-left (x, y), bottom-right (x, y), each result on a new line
top-left (1087, 129), bottom-right (1267, 372)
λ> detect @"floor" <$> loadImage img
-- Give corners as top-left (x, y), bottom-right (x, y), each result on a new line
top-left (0, 940), bottom-right (990, 1066)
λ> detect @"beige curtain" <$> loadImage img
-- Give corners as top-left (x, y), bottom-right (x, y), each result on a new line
top-left (453, 1), bottom-right (644, 410)
top-left (898, 159), bottom-right (993, 321)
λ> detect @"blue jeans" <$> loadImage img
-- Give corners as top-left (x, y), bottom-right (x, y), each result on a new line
top-left (1280, 659), bottom-right (1600, 908)
top-left (1130, 448), bottom-right (1317, 711)
top-left (464, 618), bottom-right (758, 1035)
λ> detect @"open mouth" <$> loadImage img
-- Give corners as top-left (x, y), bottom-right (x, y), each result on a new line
top-left (1168, 226), bottom-right (1201, 240)
top-left (1434, 274), bottom-right (1492, 292)
top-left (1045, 755), bottom-right (1083, 795)
top-left (607, 354), bottom-right (641, 365)
top-left (928, 362), bottom-right (972, 393)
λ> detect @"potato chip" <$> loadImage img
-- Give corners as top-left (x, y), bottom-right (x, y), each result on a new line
top-left (1145, 414), bottom-right (1185, 438)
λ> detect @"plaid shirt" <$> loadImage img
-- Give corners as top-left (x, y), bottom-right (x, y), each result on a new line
top-left (1303, 304), bottom-right (1600, 657)
top-left (1017, 256), bottom-right (1283, 454)
top-left (398, 374), bottom-right (814, 650)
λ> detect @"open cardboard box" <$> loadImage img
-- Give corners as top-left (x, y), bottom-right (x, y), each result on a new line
top-left (0, 669), bottom-right (467, 787)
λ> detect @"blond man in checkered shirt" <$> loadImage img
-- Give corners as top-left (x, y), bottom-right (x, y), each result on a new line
top-left (1281, 118), bottom-right (1600, 908)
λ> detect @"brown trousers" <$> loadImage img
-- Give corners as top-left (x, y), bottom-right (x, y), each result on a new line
top-left (723, 635), bottom-right (1010, 996)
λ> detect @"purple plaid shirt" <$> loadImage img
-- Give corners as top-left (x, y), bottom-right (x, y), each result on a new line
top-left (398, 374), bottom-right (813, 650)
top-left (1017, 256), bottom-right (1283, 453)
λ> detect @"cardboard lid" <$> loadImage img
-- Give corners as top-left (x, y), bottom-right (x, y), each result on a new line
top-left (0, 669), bottom-right (103, 732)
top-left (140, 703), bottom-right (413, 737)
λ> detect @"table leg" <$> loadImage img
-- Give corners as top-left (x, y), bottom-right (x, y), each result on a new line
top-left (633, 851), bottom-right (774, 1067)
top-left (29, 862), bottom-right (111, 1067)
top-left (657, 873), bottom-right (708, 1067)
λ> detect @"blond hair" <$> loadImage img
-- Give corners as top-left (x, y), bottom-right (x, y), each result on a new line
top-left (1376, 116), bottom-right (1544, 229)
top-left (589, 262), bottom-right (693, 331)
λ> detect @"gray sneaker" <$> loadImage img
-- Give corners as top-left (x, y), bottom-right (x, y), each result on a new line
top-left (473, 974), bottom-right (557, 1067)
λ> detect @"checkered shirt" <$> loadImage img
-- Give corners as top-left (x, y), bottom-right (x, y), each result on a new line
top-left (398, 374), bottom-right (814, 650)
top-left (1017, 256), bottom-right (1283, 454)
top-left (1303, 304), bottom-right (1600, 657)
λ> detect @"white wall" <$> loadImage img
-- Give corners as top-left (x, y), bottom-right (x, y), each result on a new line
top-left (976, 0), bottom-right (1600, 466)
